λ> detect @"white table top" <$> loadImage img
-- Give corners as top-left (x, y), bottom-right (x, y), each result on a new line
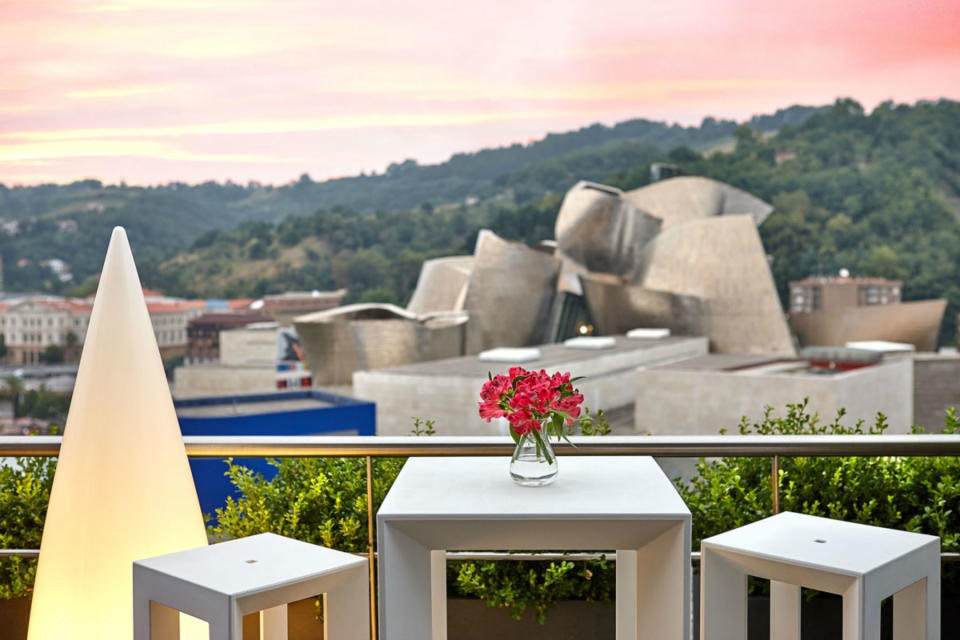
top-left (378, 456), bottom-right (690, 520)
top-left (134, 533), bottom-right (366, 597)
top-left (703, 512), bottom-right (939, 576)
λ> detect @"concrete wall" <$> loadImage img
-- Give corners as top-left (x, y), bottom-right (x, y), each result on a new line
top-left (173, 365), bottom-right (277, 398)
top-left (220, 327), bottom-right (277, 366)
top-left (912, 353), bottom-right (960, 432)
top-left (354, 336), bottom-right (708, 435)
top-left (820, 281), bottom-right (860, 311)
top-left (634, 356), bottom-right (913, 435)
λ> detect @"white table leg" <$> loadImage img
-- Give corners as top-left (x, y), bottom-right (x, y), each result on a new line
top-left (132, 591), bottom-right (151, 640)
top-left (893, 576), bottom-right (936, 640)
top-left (260, 604), bottom-right (287, 640)
top-left (208, 603), bottom-right (244, 640)
top-left (842, 579), bottom-right (881, 640)
top-left (619, 522), bottom-right (688, 640)
top-left (325, 563), bottom-right (372, 640)
top-left (431, 549), bottom-right (448, 639)
top-left (700, 546), bottom-right (747, 640)
top-left (378, 523), bottom-right (439, 639)
top-left (616, 549), bottom-right (639, 639)
top-left (770, 581), bottom-right (800, 640)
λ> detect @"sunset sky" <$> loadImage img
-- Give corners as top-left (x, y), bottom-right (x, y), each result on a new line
top-left (2, 0), bottom-right (959, 186)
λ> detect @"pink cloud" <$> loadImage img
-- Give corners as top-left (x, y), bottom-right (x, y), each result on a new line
top-left (0, 0), bottom-right (958, 185)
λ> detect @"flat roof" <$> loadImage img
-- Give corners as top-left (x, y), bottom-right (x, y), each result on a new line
top-left (379, 335), bottom-right (701, 378)
top-left (649, 353), bottom-right (889, 377)
top-left (176, 397), bottom-right (334, 417)
top-left (650, 354), bottom-right (775, 371)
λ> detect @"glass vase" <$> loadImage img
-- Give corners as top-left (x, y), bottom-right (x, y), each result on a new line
top-left (509, 426), bottom-right (558, 486)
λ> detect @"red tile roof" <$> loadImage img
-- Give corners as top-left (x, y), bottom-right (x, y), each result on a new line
top-left (146, 300), bottom-right (208, 314)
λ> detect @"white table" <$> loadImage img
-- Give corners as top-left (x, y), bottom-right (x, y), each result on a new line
top-left (377, 456), bottom-right (691, 640)
top-left (700, 512), bottom-right (940, 640)
top-left (133, 533), bottom-right (369, 640)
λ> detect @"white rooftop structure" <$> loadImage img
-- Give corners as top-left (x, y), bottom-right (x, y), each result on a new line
top-left (354, 335), bottom-right (708, 435)
top-left (845, 340), bottom-right (916, 353)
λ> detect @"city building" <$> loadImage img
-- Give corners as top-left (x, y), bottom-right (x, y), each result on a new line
top-left (353, 334), bottom-right (708, 435)
top-left (789, 276), bottom-right (902, 313)
top-left (0, 291), bottom-right (253, 365)
top-left (788, 275), bottom-right (946, 351)
top-left (0, 296), bottom-right (90, 364)
top-left (185, 312), bottom-right (274, 365)
top-left (146, 298), bottom-right (209, 360)
top-left (173, 322), bottom-right (311, 398)
top-left (297, 176), bottom-right (793, 387)
top-left (39, 259), bottom-right (72, 283)
top-left (634, 350), bottom-right (914, 435)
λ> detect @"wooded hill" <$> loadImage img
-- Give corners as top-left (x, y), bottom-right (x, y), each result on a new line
top-left (4, 99), bottom-right (960, 344)
top-left (0, 105), bottom-right (822, 293)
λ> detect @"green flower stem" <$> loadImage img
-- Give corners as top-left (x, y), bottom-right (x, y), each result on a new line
top-left (533, 426), bottom-right (553, 465)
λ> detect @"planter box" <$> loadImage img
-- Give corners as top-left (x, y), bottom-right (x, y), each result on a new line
top-left (448, 598), bottom-right (614, 640)
top-left (2, 590), bottom-right (956, 639)
top-left (0, 596), bottom-right (30, 640)
top-left (450, 591), bottom-right (960, 640)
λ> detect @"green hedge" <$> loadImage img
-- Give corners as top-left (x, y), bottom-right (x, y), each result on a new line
top-left (0, 457), bottom-right (55, 599)
top-left (679, 401), bottom-right (960, 553)
top-left (2, 402), bottom-right (958, 621)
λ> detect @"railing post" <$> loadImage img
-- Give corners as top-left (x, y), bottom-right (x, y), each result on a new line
top-left (771, 455), bottom-right (780, 514)
top-left (365, 455), bottom-right (377, 640)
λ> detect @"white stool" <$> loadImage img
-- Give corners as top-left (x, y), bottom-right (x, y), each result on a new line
top-left (133, 532), bottom-right (369, 640)
top-left (700, 512), bottom-right (939, 640)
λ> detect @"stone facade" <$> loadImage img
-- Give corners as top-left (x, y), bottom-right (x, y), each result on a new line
top-left (638, 216), bottom-right (795, 355)
top-left (461, 230), bottom-right (561, 354)
top-left (912, 353), bottom-right (960, 432)
top-left (634, 354), bottom-right (914, 435)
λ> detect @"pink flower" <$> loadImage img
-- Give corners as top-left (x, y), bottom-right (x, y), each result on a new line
top-left (478, 366), bottom-right (586, 437)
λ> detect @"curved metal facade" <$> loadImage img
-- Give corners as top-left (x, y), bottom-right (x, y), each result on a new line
top-left (789, 299), bottom-right (947, 352)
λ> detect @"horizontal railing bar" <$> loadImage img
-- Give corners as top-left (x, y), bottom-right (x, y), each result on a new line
top-left (4, 549), bottom-right (958, 563)
top-left (2, 434), bottom-right (960, 458)
top-left (0, 549), bottom-right (38, 558)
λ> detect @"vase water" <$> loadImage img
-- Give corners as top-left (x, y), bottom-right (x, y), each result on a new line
top-left (509, 427), bottom-right (558, 486)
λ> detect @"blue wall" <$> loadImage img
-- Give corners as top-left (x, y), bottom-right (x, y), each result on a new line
top-left (175, 390), bottom-right (376, 520)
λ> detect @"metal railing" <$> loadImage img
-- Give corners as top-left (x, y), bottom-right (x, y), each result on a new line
top-left (3, 433), bottom-right (960, 638)
top-left (6, 433), bottom-right (960, 457)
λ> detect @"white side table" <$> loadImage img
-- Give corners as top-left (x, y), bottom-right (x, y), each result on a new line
top-left (377, 456), bottom-right (691, 640)
top-left (133, 533), bottom-right (369, 640)
top-left (700, 512), bottom-right (939, 640)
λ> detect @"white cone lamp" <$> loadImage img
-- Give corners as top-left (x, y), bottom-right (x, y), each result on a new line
top-left (27, 227), bottom-right (208, 639)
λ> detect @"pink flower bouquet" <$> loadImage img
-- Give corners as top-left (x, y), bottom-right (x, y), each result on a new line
top-left (478, 366), bottom-right (585, 463)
